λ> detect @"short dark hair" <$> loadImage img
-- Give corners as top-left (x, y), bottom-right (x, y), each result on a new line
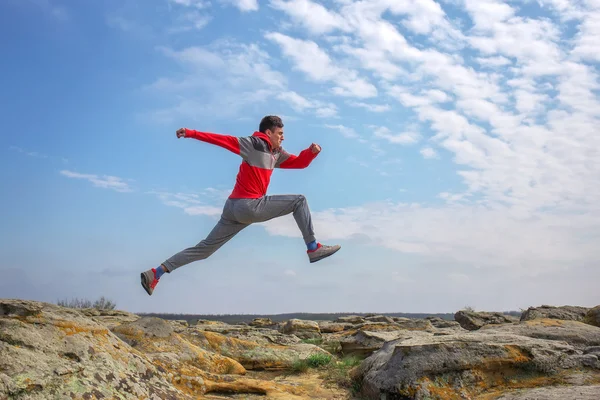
top-left (259, 115), bottom-right (284, 133)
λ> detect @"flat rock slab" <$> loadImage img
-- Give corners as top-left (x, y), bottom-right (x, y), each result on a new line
top-left (491, 384), bottom-right (600, 399)
top-left (356, 330), bottom-right (600, 400)
top-left (520, 305), bottom-right (590, 323)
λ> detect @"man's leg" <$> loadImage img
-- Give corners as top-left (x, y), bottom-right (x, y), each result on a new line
top-left (235, 195), bottom-right (340, 263)
top-left (237, 195), bottom-right (315, 244)
top-left (162, 217), bottom-right (249, 272)
top-left (141, 215), bottom-right (248, 295)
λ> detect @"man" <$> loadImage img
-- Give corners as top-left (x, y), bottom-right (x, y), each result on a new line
top-left (141, 115), bottom-right (341, 296)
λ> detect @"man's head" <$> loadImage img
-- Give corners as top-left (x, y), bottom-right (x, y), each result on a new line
top-left (259, 115), bottom-right (284, 149)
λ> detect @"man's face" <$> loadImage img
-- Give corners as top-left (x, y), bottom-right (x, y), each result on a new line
top-left (267, 127), bottom-right (284, 149)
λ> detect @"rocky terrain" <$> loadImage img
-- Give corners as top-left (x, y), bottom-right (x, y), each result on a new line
top-left (1, 300), bottom-right (599, 399)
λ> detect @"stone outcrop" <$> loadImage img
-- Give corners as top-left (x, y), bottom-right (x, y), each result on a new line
top-left (355, 330), bottom-right (600, 400)
top-left (585, 306), bottom-right (600, 328)
top-left (335, 315), bottom-right (365, 324)
top-left (249, 317), bottom-right (275, 328)
top-left (280, 319), bottom-right (321, 339)
top-left (3, 299), bottom-right (600, 400)
top-left (454, 309), bottom-right (518, 330)
top-left (520, 305), bottom-right (590, 322)
top-left (0, 300), bottom-right (189, 399)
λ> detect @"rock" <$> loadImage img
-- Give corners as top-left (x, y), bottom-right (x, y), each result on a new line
top-left (166, 319), bottom-right (189, 333)
top-left (353, 322), bottom-right (399, 332)
top-left (112, 317), bottom-right (246, 376)
top-left (335, 315), bottom-right (365, 324)
top-left (364, 315), bottom-right (395, 323)
top-left (249, 318), bottom-right (275, 327)
top-left (281, 319), bottom-right (321, 339)
top-left (355, 330), bottom-right (600, 400)
top-left (584, 306), bottom-right (600, 327)
top-left (584, 346), bottom-right (600, 357)
top-left (454, 310), bottom-right (518, 330)
top-left (425, 316), bottom-right (462, 329)
top-left (90, 309), bottom-right (140, 330)
top-left (318, 321), bottom-right (351, 333)
top-left (520, 305), bottom-right (590, 322)
top-left (339, 330), bottom-right (425, 357)
top-left (481, 319), bottom-right (600, 350)
top-left (0, 299), bottom-right (190, 399)
top-left (494, 385), bottom-right (600, 399)
top-left (183, 329), bottom-right (330, 371)
top-left (394, 318), bottom-right (435, 331)
top-left (197, 325), bottom-right (302, 346)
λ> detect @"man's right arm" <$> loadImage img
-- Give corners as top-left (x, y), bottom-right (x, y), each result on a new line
top-left (178, 128), bottom-right (241, 155)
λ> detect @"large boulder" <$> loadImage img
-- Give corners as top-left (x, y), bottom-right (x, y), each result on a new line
top-left (335, 315), bottom-right (365, 324)
top-left (318, 321), bottom-right (351, 333)
top-left (520, 305), bottom-right (590, 322)
top-left (197, 324), bottom-right (302, 346)
top-left (112, 317), bottom-right (246, 376)
top-left (182, 329), bottom-right (330, 371)
top-left (493, 385), bottom-right (600, 399)
top-left (481, 319), bottom-right (600, 350)
top-left (584, 306), bottom-right (600, 328)
top-left (339, 330), bottom-right (428, 357)
top-left (280, 319), bottom-right (321, 339)
top-left (365, 315), bottom-right (395, 324)
top-left (425, 316), bottom-right (462, 329)
top-left (0, 299), bottom-right (189, 400)
top-left (249, 318), bottom-right (276, 328)
top-left (454, 310), bottom-right (518, 330)
top-left (392, 318), bottom-right (435, 332)
top-left (355, 330), bottom-right (600, 400)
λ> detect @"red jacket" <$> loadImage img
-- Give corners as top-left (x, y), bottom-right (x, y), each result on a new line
top-left (184, 129), bottom-right (318, 198)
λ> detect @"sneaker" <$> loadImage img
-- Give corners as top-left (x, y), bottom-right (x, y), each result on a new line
top-left (307, 243), bottom-right (341, 263)
top-left (141, 268), bottom-right (160, 296)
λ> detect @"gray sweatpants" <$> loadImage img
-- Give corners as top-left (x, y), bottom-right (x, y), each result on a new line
top-left (161, 195), bottom-right (315, 272)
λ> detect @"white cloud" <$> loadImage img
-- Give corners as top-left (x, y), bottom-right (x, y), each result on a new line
top-left (277, 91), bottom-right (339, 118)
top-left (140, 0), bottom-right (600, 279)
top-left (149, 191), bottom-right (223, 216)
top-left (420, 147), bottom-right (438, 159)
top-left (169, 0), bottom-right (210, 8)
top-left (10, 146), bottom-right (48, 159)
top-left (265, 32), bottom-right (377, 98)
top-left (260, 203), bottom-right (599, 275)
top-left (373, 126), bottom-right (420, 145)
top-left (269, 0), bottom-right (349, 35)
top-left (145, 43), bottom-right (286, 121)
top-left (348, 101), bottom-right (391, 113)
top-left (229, 0), bottom-right (259, 12)
top-left (476, 56), bottom-right (512, 67)
top-left (325, 124), bottom-right (360, 139)
top-left (60, 170), bottom-right (133, 193)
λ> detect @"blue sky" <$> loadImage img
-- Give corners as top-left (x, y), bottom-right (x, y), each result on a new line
top-left (1, 0), bottom-right (599, 315)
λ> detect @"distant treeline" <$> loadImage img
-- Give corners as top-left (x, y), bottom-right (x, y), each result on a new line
top-left (137, 310), bottom-right (522, 324)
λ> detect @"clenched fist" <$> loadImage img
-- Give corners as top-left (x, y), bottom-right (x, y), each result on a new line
top-left (176, 128), bottom-right (187, 138)
top-left (310, 143), bottom-right (321, 154)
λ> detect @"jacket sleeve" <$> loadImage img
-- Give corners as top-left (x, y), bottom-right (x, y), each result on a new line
top-left (184, 128), bottom-right (241, 155)
top-left (276, 147), bottom-right (318, 169)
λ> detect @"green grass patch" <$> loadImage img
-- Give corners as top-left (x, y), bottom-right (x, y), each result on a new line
top-left (306, 353), bottom-right (332, 368)
top-left (290, 353), bottom-right (333, 373)
top-left (320, 355), bottom-right (364, 391)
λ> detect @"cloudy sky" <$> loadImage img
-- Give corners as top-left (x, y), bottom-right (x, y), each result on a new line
top-left (1, 0), bottom-right (599, 315)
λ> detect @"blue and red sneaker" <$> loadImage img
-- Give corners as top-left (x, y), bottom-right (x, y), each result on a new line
top-left (141, 268), bottom-right (161, 296)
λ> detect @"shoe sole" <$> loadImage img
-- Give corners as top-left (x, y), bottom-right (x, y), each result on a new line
top-left (309, 247), bottom-right (341, 263)
top-left (140, 272), bottom-right (153, 296)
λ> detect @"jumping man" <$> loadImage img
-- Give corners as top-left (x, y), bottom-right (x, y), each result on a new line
top-left (141, 115), bottom-right (341, 295)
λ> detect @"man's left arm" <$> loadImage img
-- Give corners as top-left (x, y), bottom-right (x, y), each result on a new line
top-left (276, 143), bottom-right (321, 169)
